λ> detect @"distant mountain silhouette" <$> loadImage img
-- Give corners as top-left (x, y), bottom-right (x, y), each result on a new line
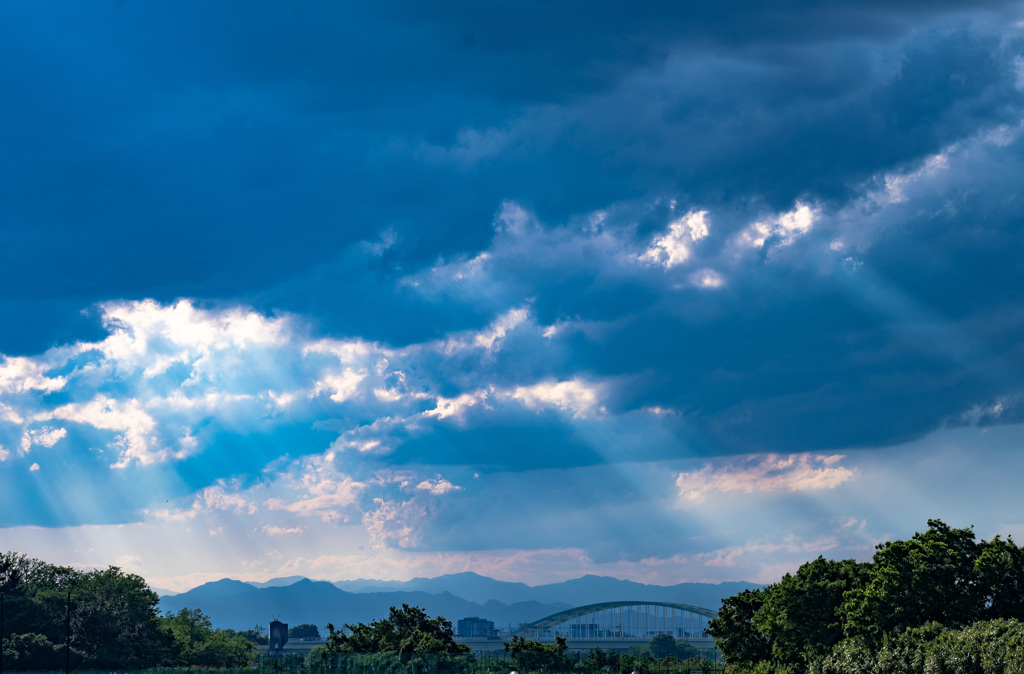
top-left (159, 574), bottom-right (761, 630)
top-left (337, 572), bottom-right (757, 610)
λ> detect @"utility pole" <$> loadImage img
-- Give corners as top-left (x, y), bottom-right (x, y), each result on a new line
top-left (65, 591), bottom-right (70, 674)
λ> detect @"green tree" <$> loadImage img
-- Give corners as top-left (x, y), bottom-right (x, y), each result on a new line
top-left (841, 520), bottom-right (983, 644)
top-left (504, 635), bottom-right (571, 672)
top-left (71, 566), bottom-right (170, 668)
top-left (0, 555), bottom-right (168, 670)
top-left (975, 535), bottom-right (1024, 621)
top-left (708, 588), bottom-right (771, 667)
top-left (578, 646), bottom-right (619, 673)
top-left (648, 633), bottom-right (678, 659)
top-left (755, 557), bottom-right (870, 670)
top-left (1, 632), bottom-right (62, 671)
top-left (161, 606), bottom-right (254, 668)
top-left (289, 622), bottom-right (322, 639)
top-left (222, 625), bottom-right (269, 644)
top-left (322, 604), bottom-right (469, 654)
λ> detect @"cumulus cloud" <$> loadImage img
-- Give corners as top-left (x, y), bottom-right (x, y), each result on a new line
top-left (0, 356), bottom-right (66, 394)
top-left (422, 391), bottom-right (489, 421)
top-left (416, 477), bottom-right (463, 495)
top-left (265, 456), bottom-right (367, 523)
top-left (736, 203), bottom-right (816, 251)
top-left (45, 397), bottom-right (163, 468)
top-left (641, 210), bottom-right (710, 268)
top-left (19, 426), bottom-right (67, 454)
top-left (676, 453), bottom-right (858, 504)
top-left (507, 379), bottom-right (606, 418)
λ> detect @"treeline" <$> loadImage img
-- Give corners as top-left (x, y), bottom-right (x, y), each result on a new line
top-left (305, 604), bottom-right (722, 674)
top-left (709, 519), bottom-right (1024, 674)
top-left (0, 552), bottom-right (258, 670)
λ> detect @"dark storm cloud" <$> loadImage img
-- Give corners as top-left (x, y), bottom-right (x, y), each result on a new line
top-left (2, 0), bottom-right (1021, 354)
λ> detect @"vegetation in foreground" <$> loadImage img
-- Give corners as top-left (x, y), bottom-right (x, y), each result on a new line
top-left (709, 519), bottom-right (1024, 674)
top-left (2, 552), bottom-right (720, 673)
top-left (0, 552), bottom-right (258, 670)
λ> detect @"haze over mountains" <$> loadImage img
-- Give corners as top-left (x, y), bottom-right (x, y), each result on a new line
top-left (157, 573), bottom-right (760, 630)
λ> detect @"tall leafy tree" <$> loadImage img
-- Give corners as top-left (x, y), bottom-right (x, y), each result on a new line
top-left (505, 634), bottom-right (571, 672)
top-left (755, 557), bottom-right (870, 668)
top-left (648, 633), bottom-right (679, 659)
top-left (975, 535), bottom-right (1024, 621)
top-left (708, 588), bottom-right (772, 667)
top-left (323, 604), bottom-right (469, 654)
top-left (289, 623), bottom-right (322, 639)
top-left (841, 520), bottom-right (983, 643)
top-left (161, 607), bottom-right (254, 668)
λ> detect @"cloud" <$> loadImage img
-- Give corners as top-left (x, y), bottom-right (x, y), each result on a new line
top-left (262, 525), bottom-right (305, 536)
top-left (441, 307), bottom-right (530, 354)
top-left (736, 203), bottom-right (816, 251)
top-left (44, 396), bottom-right (164, 468)
top-left (507, 379), bottom-right (606, 418)
top-left (416, 477), bottom-right (463, 495)
top-left (19, 426), bottom-right (67, 454)
top-left (92, 299), bottom-right (291, 376)
top-left (201, 484), bottom-right (256, 515)
top-left (264, 457), bottom-right (367, 523)
top-left (0, 356), bottom-right (66, 394)
top-left (422, 391), bottom-right (489, 421)
top-left (689, 268), bottom-right (725, 289)
top-left (362, 498), bottom-right (427, 549)
top-left (641, 210), bottom-right (710, 268)
top-left (676, 453), bottom-right (858, 504)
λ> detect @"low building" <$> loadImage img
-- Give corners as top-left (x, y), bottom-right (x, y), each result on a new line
top-left (457, 616), bottom-right (497, 638)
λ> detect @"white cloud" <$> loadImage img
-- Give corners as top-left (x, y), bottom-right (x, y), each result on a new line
top-left (29, 462), bottom-right (40, 472)
top-left (0, 356), bottom-right (66, 394)
top-left (0, 445), bottom-right (8, 461)
top-left (45, 396), bottom-right (168, 468)
top-left (312, 368), bottom-right (367, 403)
top-left (737, 202), bottom-right (816, 250)
top-left (423, 391), bottom-right (489, 421)
top-left (641, 210), bottom-right (710, 268)
top-left (883, 153), bottom-right (949, 204)
top-left (442, 307), bottom-right (530, 354)
top-left (19, 426), bottom-right (67, 454)
top-left (676, 453), bottom-right (858, 504)
top-left (689, 268), bottom-right (725, 288)
top-left (92, 299), bottom-right (291, 376)
top-left (265, 459), bottom-right (367, 523)
top-left (262, 525), bottom-right (305, 536)
top-left (506, 379), bottom-right (605, 418)
top-left (362, 498), bottom-right (427, 549)
top-left (201, 484), bottom-right (256, 515)
top-left (416, 477), bottom-right (463, 495)
top-left (960, 396), bottom-right (1014, 425)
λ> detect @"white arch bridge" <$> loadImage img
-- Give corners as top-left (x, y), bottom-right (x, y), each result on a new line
top-left (516, 601), bottom-right (717, 642)
top-left (458, 601), bottom-right (718, 653)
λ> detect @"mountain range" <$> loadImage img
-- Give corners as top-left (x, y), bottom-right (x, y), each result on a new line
top-left (157, 573), bottom-right (760, 630)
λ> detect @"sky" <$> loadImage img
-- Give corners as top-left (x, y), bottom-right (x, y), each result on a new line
top-left (3, 0), bottom-right (1024, 594)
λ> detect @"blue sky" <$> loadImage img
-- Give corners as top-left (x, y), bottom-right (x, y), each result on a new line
top-left (3, 0), bottom-right (1024, 593)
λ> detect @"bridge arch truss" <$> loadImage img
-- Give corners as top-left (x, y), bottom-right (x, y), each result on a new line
top-left (515, 601), bottom-right (717, 642)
